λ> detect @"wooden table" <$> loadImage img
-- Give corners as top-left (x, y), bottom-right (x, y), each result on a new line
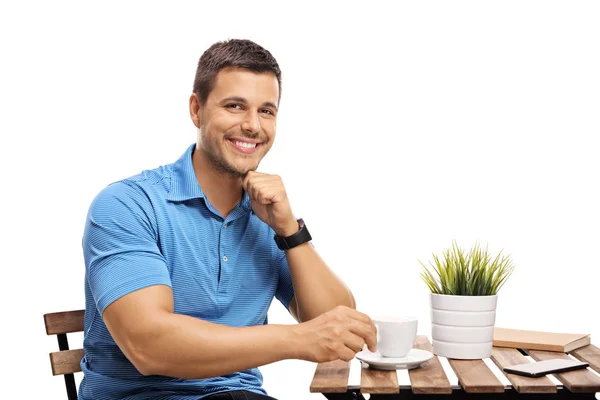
top-left (310, 336), bottom-right (600, 399)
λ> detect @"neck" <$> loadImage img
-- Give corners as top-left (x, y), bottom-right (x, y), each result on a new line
top-left (192, 148), bottom-right (243, 219)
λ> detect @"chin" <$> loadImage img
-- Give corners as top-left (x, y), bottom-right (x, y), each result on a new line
top-left (228, 156), bottom-right (261, 174)
top-left (237, 164), bottom-right (260, 176)
top-left (222, 161), bottom-right (259, 177)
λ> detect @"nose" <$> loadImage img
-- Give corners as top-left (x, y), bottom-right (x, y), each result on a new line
top-left (241, 110), bottom-right (261, 135)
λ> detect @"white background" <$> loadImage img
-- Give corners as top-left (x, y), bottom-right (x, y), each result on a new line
top-left (1, 1), bottom-right (599, 399)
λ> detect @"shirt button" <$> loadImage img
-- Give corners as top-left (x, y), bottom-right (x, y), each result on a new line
top-left (223, 256), bottom-right (228, 262)
top-left (224, 223), bottom-right (229, 228)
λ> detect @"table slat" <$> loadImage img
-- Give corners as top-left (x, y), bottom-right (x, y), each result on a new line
top-left (490, 347), bottom-right (556, 393)
top-left (528, 349), bottom-right (600, 393)
top-left (570, 344), bottom-right (600, 375)
top-left (360, 367), bottom-right (399, 394)
top-left (310, 360), bottom-right (350, 393)
top-left (448, 358), bottom-right (505, 393)
top-left (408, 335), bottom-right (453, 394)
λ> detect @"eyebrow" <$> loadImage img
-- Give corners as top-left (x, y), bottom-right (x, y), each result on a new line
top-left (221, 96), bottom-right (278, 111)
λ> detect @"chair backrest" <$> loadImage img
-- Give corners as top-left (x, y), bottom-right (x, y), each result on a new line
top-left (44, 310), bottom-right (85, 400)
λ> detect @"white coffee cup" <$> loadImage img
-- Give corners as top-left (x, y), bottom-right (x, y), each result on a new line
top-left (372, 316), bottom-right (418, 358)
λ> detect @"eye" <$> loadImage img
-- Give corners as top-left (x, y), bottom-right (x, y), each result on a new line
top-left (260, 109), bottom-right (275, 116)
top-left (226, 103), bottom-right (243, 110)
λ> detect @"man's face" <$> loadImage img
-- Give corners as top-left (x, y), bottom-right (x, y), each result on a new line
top-left (192, 67), bottom-right (279, 176)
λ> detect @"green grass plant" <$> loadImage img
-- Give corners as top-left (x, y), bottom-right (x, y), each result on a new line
top-left (420, 241), bottom-right (514, 296)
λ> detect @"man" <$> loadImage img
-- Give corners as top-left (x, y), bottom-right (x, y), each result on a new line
top-left (81, 39), bottom-right (377, 400)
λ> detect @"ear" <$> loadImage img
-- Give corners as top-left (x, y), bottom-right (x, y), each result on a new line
top-left (189, 93), bottom-right (203, 129)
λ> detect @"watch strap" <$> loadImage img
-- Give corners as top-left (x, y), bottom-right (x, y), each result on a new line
top-left (274, 218), bottom-right (312, 250)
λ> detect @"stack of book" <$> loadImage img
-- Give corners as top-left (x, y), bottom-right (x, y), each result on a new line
top-left (493, 327), bottom-right (591, 352)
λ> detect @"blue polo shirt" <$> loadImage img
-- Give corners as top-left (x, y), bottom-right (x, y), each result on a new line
top-left (80, 143), bottom-right (295, 400)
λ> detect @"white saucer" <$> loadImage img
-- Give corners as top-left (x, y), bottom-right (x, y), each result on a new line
top-left (355, 348), bottom-right (434, 370)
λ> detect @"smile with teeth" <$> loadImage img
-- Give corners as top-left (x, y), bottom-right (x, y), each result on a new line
top-left (228, 138), bottom-right (262, 154)
top-left (234, 140), bottom-right (256, 149)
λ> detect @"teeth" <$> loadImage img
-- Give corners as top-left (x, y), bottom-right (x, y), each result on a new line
top-left (234, 141), bottom-right (257, 149)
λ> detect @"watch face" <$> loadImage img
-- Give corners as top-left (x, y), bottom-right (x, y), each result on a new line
top-left (274, 218), bottom-right (311, 250)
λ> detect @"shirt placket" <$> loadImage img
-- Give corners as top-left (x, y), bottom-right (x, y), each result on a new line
top-left (217, 205), bottom-right (250, 294)
top-left (218, 220), bottom-right (231, 294)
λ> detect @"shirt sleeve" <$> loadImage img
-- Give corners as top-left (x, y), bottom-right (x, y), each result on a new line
top-left (83, 180), bottom-right (171, 315)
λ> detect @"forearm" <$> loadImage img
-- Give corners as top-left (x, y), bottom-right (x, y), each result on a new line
top-left (285, 243), bottom-right (356, 321)
top-left (128, 313), bottom-right (296, 379)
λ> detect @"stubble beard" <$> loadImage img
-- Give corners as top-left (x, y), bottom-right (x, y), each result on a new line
top-left (204, 140), bottom-right (259, 178)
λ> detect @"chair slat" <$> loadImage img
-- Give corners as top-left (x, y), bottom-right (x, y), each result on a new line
top-left (528, 349), bottom-right (600, 393)
top-left (570, 344), bottom-right (600, 375)
top-left (448, 358), bottom-right (504, 393)
top-left (50, 349), bottom-right (84, 376)
top-left (310, 360), bottom-right (350, 393)
top-left (409, 336), bottom-right (452, 394)
top-left (44, 310), bottom-right (85, 335)
top-left (360, 367), bottom-right (399, 394)
top-left (491, 347), bottom-right (556, 393)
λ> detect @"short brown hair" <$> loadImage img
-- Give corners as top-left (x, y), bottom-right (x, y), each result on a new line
top-left (193, 39), bottom-right (282, 104)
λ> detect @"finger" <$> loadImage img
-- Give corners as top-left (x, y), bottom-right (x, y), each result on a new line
top-left (251, 183), bottom-right (262, 202)
top-left (257, 187), bottom-right (283, 204)
top-left (251, 178), bottom-right (285, 196)
top-left (345, 319), bottom-right (377, 352)
top-left (249, 173), bottom-right (281, 182)
top-left (243, 169), bottom-right (259, 181)
top-left (341, 307), bottom-right (376, 327)
top-left (249, 181), bottom-right (267, 203)
top-left (256, 187), bottom-right (274, 205)
top-left (245, 173), bottom-right (278, 184)
top-left (340, 331), bottom-right (365, 354)
top-left (254, 180), bottom-right (284, 190)
top-left (260, 186), bottom-right (286, 203)
top-left (245, 170), bottom-right (262, 178)
top-left (242, 174), bottom-right (253, 193)
top-left (338, 346), bottom-right (357, 362)
top-left (250, 179), bottom-right (285, 196)
top-left (243, 173), bottom-right (284, 196)
top-left (339, 309), bottom-right (377, 351)
top-left (243, 171), bottom-right (269, 191)
top-left (243, 172), bottom-right (274, 186)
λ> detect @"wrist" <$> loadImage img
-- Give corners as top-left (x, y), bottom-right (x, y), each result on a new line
top-left (284, 324), bottom-right (306, 360)
top-left (275, 219), bottom-right (299, 237)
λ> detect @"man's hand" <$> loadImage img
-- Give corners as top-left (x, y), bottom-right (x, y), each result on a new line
top-left (243, 171), bottom-right (298, 237)
top-left (290, 305), bottom-right (378, 363)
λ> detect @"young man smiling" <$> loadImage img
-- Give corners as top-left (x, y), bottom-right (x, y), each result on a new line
top-left (80, 39), bottom-right (377, 400)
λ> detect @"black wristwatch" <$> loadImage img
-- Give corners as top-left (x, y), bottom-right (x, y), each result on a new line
top-left (274, 218), bottom-right (312, 250)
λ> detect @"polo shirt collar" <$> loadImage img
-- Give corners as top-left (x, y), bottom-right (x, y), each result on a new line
top-left (167, 144), bottom-right (253, 212)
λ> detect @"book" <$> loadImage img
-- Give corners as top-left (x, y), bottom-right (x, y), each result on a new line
top-left (493, 327), bottom-right (591, 353)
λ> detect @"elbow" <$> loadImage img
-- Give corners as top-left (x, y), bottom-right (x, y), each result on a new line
top-left (134, 356), bottom-right (157, 377)
top-left (128, 341), bottom-right (160, 376)
top-left (119, 334), bottom-right (164, 376)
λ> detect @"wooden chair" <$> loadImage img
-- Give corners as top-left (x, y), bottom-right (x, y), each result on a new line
top-left (44, 310), bottom-right (85, 400)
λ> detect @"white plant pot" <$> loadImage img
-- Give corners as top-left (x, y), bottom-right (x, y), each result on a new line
top-left (430, 293), bottom-right (497, 360)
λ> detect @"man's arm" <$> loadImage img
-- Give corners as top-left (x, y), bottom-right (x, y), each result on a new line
top-left (285, 243), bottom-right (356, 322)
top-left (103, 285), bottom-right (376, 379)
top-left (242, 171), bottom-right (357, 323)
top-left (103, 285), bottom-right (296, 379)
